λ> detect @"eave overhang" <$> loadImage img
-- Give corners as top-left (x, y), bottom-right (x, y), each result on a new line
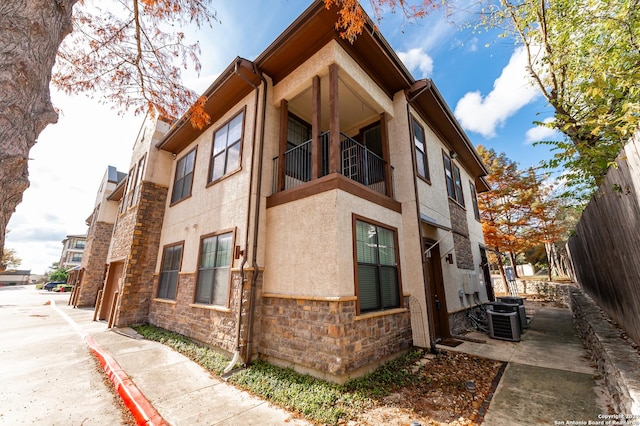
top-left (156, 57), bottom-right (261, 154)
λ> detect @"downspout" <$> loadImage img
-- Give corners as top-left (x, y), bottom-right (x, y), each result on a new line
top-left (406, 81), bottom-right (439, 353)
top-left (245, 63), bottom-right (268, 366)
top-left (224, 60), bottom-right (262, 373)
top-left (224, 61), bottom-right (268, 372)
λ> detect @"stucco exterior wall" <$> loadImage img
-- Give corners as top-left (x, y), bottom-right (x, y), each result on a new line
top-left (271, 40), bottom-right (393, 118)
top-left (158, 92), bottom-right (259, 276)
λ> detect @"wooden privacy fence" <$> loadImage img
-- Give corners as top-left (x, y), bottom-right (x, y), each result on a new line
top-left (567, 130), bottom-right (640, 346)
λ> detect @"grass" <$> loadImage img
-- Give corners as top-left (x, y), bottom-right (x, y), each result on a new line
top-left (132, 324), bottom-right (426, 425)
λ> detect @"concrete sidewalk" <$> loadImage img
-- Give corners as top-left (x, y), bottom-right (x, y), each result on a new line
top-left (54, 301), bottom-right (309, 426)
top-left (90, 328), bottom-right (310, 425)
top-left (59, 296), bottom-right (611, 425)
top-left (439, 303), bottom-right (611, 425)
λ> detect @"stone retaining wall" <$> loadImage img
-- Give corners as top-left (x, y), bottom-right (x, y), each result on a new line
top-left (570, 288), bottom-right (640, 416)
top-left (492, 277), bottom-right (572, 306)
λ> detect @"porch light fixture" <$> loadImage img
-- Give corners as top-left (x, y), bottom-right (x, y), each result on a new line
top-left (446, 253), bottom-right (454, 264)
top-left (449, 150), bottom-right (458, 159)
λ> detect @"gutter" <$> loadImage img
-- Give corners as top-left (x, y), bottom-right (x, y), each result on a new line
top-left (224, 62), bottom-right (268, 373)
top-left (406, 85), bottom-right (439, 354)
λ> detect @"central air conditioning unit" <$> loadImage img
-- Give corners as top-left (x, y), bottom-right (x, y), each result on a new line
top-left (487, 308), bottom-right (521, 342)
top-left (497, 296), bottom-right (528, 330)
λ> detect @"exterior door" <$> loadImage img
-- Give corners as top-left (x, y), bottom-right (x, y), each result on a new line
top-left (480, 247), bottom-right (495, 301)
top-left (99, 261), bottom-right (123, 321)
top-left (424, 239), bottom-right (450, 340)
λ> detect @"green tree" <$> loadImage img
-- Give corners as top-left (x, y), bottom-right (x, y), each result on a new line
top-left (482, 0), bottom-right (640, 198)
top-left (47, 262), bottom-right (69, 282)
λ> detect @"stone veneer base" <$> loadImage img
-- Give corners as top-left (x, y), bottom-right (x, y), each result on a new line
top-left (259, 294), bottom-right (412, 384)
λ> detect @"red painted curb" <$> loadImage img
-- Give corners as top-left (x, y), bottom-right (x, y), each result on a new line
top-left (85, 335), bottom-right (167, 426)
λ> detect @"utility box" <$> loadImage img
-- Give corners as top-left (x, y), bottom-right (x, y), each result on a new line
top-left (487, 309), bottom-right (521, 342)
top-left (497, 296), bottom-right (528, 329)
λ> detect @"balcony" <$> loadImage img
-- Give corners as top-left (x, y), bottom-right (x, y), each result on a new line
top-left (272, 132), bottom-right (393, 196)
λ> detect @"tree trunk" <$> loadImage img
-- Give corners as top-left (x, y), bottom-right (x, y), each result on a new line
top-left (0, 0), bottom-right (77, 267)
top-left (508, 251), bottom-right (519, 278)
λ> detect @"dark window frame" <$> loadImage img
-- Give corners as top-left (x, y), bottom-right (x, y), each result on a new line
top-left (171, 147), bottom-right (197, 205)
top-left (157, 242), bottom-right (184, 300)
top-left (352, 215), bottom-right (403, 315)
top-left (470, 181), bottom-right (480, 221)
top-left (411, 117), bottom-right (430, 183)
top-left (208, 109), bottom-right (245, 185)
top-left (194, 229), bottom-right (235, 306)
top-left (443, 151), bottom-right (465, 206)
top-left (130, 154), bottom-right (147, 207)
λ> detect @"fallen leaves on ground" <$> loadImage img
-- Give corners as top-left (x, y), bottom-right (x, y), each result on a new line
top-left (350, 351), bottom-right (504, 426)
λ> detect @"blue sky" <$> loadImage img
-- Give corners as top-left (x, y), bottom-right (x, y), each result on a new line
top-left (6, 0), bottom-right (562, 274)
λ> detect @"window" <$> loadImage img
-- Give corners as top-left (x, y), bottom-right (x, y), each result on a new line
top-left (209, 112), bottom-right (244, 183)
top-left (171, 148), bottom-right (196, 204)
top-left (157, 243), bottom-right (183, 300)
top-left (195, 232), bottom-right (233, 305)
top-left (121, 167), bottom-right (136, 213)
top-left (130, 155), bottom-right (146, 207)
top-left (412, 118), bottom-right (429, 181)
top-left (74, 241), bottom-right (85, 249)
top-left (71, 253), bottom-right (82, 262)
top-left (470, 182), bottom-right (480, 221)
top-left (443, 152), bottom-right (464, 206)
top-left (354, 218), bottom-right (401, 313)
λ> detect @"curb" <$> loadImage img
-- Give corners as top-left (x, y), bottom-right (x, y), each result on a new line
top-left (85, 335), bottom-right (167, 426)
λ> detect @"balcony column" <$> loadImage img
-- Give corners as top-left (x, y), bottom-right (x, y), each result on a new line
top-left (311, 75), bottom-right (321, 179)
top-left (380, 112), bottom-right (393, 198)
top-left (329, 63), bottom-right (340, 174)
top-left (277, 99), bottom-right (288, 191)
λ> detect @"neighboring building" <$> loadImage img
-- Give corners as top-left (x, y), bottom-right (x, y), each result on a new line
top-left (73, 166), bottom-right (127, 307)
top-left (0, 270), bottom-right (31, 286)
top-left (59, 234), bottom-right (87, 269)
top-left (88, 1), bottom-right (491, 383)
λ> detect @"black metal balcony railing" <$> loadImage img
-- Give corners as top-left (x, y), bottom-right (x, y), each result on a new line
top-left (272, 132), bottom-right (391, 196)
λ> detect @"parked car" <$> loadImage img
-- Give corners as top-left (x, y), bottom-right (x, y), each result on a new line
top-left (53, 284), bottom-right (74, 293)
top-left (43, 281), bottom-right (66, 291)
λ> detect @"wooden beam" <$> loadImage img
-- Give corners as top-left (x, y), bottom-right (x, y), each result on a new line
top-left (312, 75), bottom-right (321, 179)
top-left (329, 63), bottom-right (340, 174)
top-left (277, 99), bottom-right (288, 192)
top-left (379, 112), bottom-right (393, 198)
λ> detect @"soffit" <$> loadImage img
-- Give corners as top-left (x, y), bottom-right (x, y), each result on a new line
top-left (157, 58), bottom-right (260, 154)
top-left (255, 1), bottom-right (412, 97)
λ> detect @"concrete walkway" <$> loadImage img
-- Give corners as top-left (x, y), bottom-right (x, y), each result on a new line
top-left (90, 329), bottom-right (310, 425)
top-left (51, 291), bottom-right (612, 425)
top-left (439, 304), bottom-right (611, 425)
top-left (48, 299), bottom-right (309, 426)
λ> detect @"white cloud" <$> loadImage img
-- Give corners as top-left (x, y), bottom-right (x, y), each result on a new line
top-left (398, 48), bottom-right (434, 78)
top-left (5, 90), bottom-right (143, 274)
top-left (454, 46), bottom-right (540, 138)
top-left (525, 117), bottom-right (559, 144)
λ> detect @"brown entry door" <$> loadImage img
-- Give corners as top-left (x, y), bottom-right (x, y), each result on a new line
top-left (99, 261), bottom-right (123, 321)
top-left (425, 242), bottom-right (450, 340)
